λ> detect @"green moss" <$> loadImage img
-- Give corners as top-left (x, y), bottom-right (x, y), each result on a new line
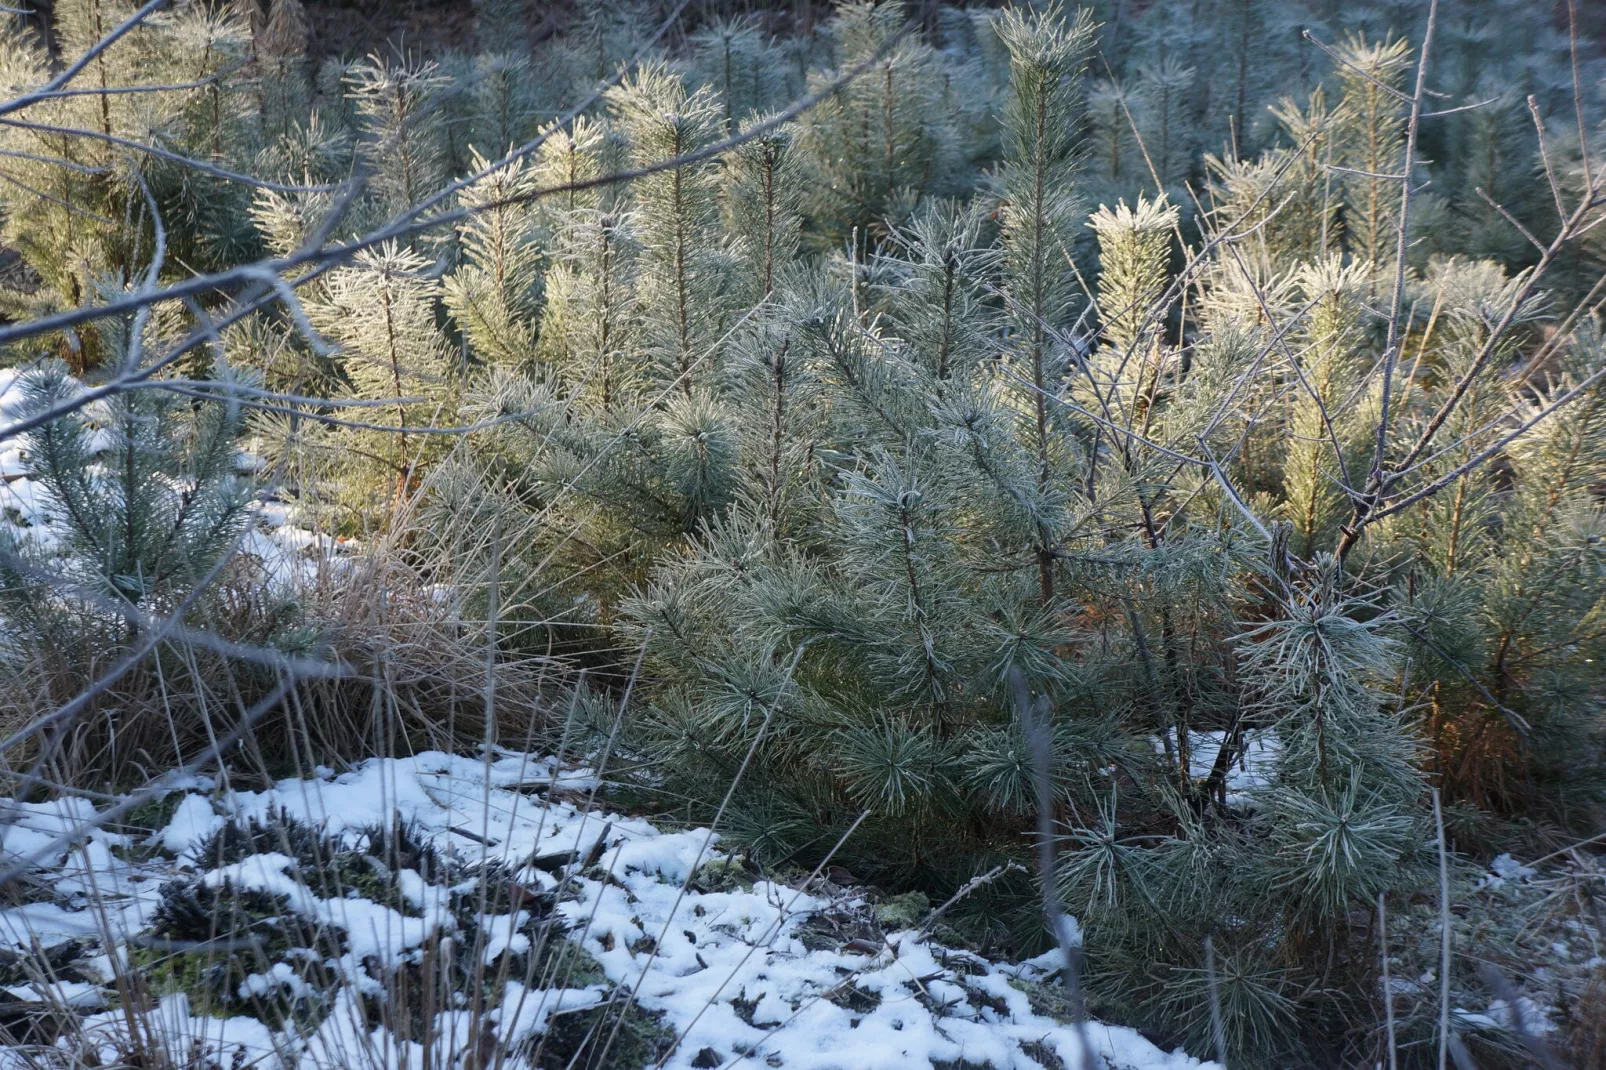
top-left (129, 944), bottom-right (213, 1007)
top-left (1006, 976), bottom-right (1072, 1025)
top-left (692, 855), bottom-right (757, 893)
top-left (527, 999), bottom-right (675, 1069)
top-left (134, 875), bottom-right (342, 1029)
top-left (115, 791), bottom-right (189, 843)
top-left (874, 891), bottom-right (930, 931)
top-left (544, 939), bottom-right (608, 989)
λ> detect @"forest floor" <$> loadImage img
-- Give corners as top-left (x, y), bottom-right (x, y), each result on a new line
top-left (0, 753), bottom-right (1215, 1070)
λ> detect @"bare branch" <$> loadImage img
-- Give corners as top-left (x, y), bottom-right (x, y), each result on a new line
top-left (14, 60), bottom-right (248, 101)
top-left (1199, 435), bottom-right (1272, 541)
top-left (1419, 95), bottom-right (1500, 119)
top-left (1371, 361), bottom-right (1606, 525)
top-left (0, 167), bottom-right (117, 223)
top-left (1324, 163), bottom-right (1407, 180)
top-left (1527, 95), bottom-right (1569, 226)
top-left (0, 0), bottom-right (169, 119)
top-left (1014, 668), bottom-right (1094, 1069)
top-left (1474, 185), bottom-right (1546, 254)
top-left (0, 147), bottom-right (109, 174)
top-left (1302, 29), bottom-right (1422, 104)
top-left (1393, 194), bottom-right (1591, 473)
top-left (1569, 0), bottom-right (1592, 197)
top-left (0, 116), bottom-right (344, 193)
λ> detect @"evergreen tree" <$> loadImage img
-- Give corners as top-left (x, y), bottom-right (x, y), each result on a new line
top-left (443, 150), bottom-right (543, 367)
top-left (345, 54), bottom-right (451, 220)
top-left (796, 1), bottom-right (967, 245)
top-left (878, 200), bottom-right (997, 385)
top-left (723, 121), bottom-right (802, 303)
top-left (996, 1), bottom-right (1096, 603)
top-left (251, 0), bottom-right (313, 144)
top-left (608, 62), bottom-right (731, 396)
top-left (2, 359), bottom-right (257, 613)
top-left (308, 243), bottom-right (457, 519)
top-left (1332, 34), bottom-right (1411, 282)
top-left (689, 16), bottom-right (789, 134)
top-left (531, 117), bottom-right (640, 412)
top-left (1278, 258), bottom-right (1370, 558)
top-left (1089, 194), bottom-right (1178, 426)
top-left (1133, 56), bottom-right (1195, 192)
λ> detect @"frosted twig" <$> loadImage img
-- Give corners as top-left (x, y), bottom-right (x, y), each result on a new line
top-left (0, 116), bottom-right (344, 193)
top-left (0, 0), bottom-right (169, 118)
top-left (1434, 789), bottom-right (1450, 1070)
top-left (1380, 893), bottom-right (1398, 1070)
top-left (1014, 667), bottom-right (1094, 1069)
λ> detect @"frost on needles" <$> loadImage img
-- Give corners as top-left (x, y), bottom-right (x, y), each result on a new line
top-left (0, 0), bottom-right (1604, 1066)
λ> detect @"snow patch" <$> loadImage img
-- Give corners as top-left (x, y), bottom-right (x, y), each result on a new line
top-left (0, 754), bottom-right (1218, 1070)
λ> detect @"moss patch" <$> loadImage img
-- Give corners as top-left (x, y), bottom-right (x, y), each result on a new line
top-left (526, 998), bottom-right (675, 1069)
top-left (874, 891), bottom-right (930, 931)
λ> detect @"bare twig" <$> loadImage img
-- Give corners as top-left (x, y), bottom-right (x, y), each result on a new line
top-left (1371, 360), bottom-right (1606, 523)
top-left (1527, 95), bottom-right (1568, 227)
top-left (1199, 435), bottom-right (1271, 541)
top-left (0, 116), bottom-right (345, 192)
top-left (0, 0), bottom-right (169, 118)
top-left (1352, 0), bottom-right (1439, 563)
top-left (1473, 186), bottom-right (1545, 254)
top-left (1380, 893), bottom-right (1398, 1070)
top-left (0, 167), bottom-right (118, 223)
top-left (1568, 0), bottom-right (1592, 197)
top-left (0, 147), bottom-right (109, 174)
top-left (1419, 96), bottom-right (1500, 119)
top-left (1397, 620), bottom-right (1532, 736)
top-left (1434, 788), bottom-right (1451, 1070)
top-left (1301, 30), bottom-right (1418, 106)
top-left (13, 60), bottom-right (248, 101)
top-left (1338, 164), bottom-right (1602, 562)
top-left (1013, 667), bottom-right (1093, 1069)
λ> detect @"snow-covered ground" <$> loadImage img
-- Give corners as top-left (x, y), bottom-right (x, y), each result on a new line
top-left (0, 754), bottom-right (1217, 1070)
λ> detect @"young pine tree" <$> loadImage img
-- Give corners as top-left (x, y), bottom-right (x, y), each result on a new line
top-left (443, 151), bottom-right (544, 367)
top-left (4, 360), bottom-right (257, 613)
top-left (1332, 34), bottom-right (1411, 283)
top-left (608, 63), bottom-right (732, 396)
top-left (996, 1), bottom-right (1097, 604)
top-left (309, 243), bottom-right (457, 520)
top-left (796, 0), bottom-right (967, 245)
top-left (345, 54), bottom-right (452, 221)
